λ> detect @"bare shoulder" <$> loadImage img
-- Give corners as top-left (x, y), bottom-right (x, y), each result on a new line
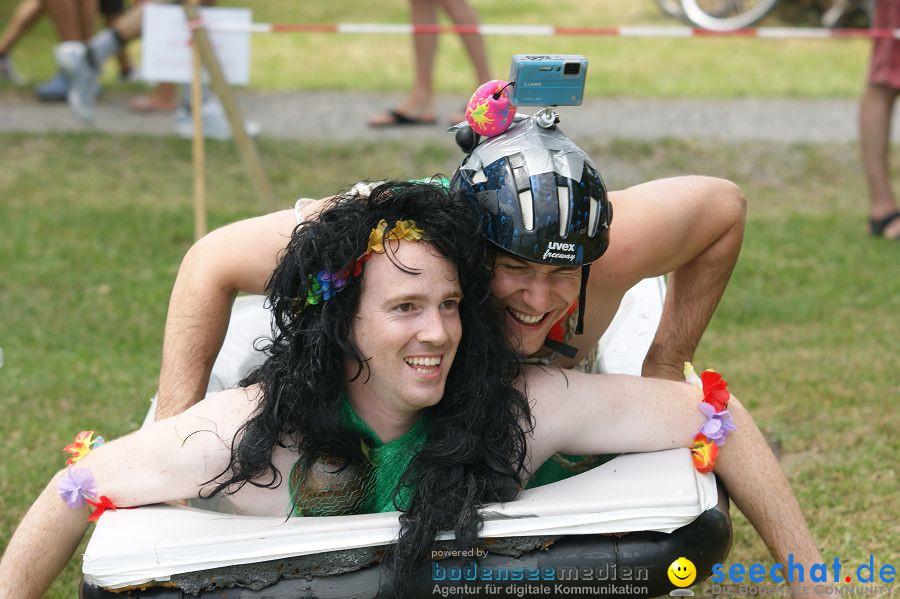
top-left (175, 386), bottom-right (262, 446)
top-left (162, 386), bottom-right (264, 496)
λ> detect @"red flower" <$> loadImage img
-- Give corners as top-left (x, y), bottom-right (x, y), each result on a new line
top-left (700, 370), bottom-right (730, 412)
top-left (86, 495), bottom-right (118, 522)
top-left (691, 434), bottom-right (719, 474)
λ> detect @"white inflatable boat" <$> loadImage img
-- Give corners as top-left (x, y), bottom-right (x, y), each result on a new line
top-left (80, 278), bottom-right (732, 598)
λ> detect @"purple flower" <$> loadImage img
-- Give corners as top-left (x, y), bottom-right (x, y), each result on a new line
top-left (58, 467), bottom-right (97, 509)
top-left (697, 402), bottom-right (737, 447)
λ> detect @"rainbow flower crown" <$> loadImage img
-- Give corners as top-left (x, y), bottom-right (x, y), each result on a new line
top-left (304, 219), bottom-right (429, 308)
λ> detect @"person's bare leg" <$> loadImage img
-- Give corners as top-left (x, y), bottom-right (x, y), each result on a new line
top-left (438, 0), bottom-right (490, 123)
top-left (439, 0), bottom-right (490, 83)
top-left (859, 82), bottom-right (900, 238)
top-left (105, 14), bottom-right (132, 78)
top-left (74, 0), bottom-right (95, 40)
top-left (716, 398), bottom-right (830, 595)
top-left (106, 0), bottom-right (142, 41)
top-left (0, 0), bottom-right (44, 55)
top-left (44, 0), bottom-right (83, 41)
top-left (368, 0), bottom-right (439, 125)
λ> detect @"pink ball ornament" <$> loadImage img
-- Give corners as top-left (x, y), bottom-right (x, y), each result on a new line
top-left (465, 79), bottom-right (517, 137)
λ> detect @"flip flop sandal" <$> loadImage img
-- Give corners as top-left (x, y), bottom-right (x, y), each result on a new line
top-left (868, 210), bottom-right (900, 239)
top-left (129, 94), bottom-right (177, 113)
top-left (368, 109), bottom-right (437, 128)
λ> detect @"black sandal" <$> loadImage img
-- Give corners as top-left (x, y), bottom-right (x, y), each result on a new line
top-left (368, 109), bottom-right (437, 128)
top-left (868, 210), bottom-right (900, 239)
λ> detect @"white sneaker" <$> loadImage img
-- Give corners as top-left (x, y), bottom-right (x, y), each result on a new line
top-left (0, 55), bottom-right (26, 85)
top-left (54, 41), bottom-right (100, 123)
top-left (173, 98), bottom-right (260, 140)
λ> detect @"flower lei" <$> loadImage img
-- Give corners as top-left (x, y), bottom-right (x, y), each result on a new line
top-left (303, 219), bottom-right (428, 308)
top-left (57, 430), bottom-right (120, 522)
top-left (685, 363), bottom-right (737, 474)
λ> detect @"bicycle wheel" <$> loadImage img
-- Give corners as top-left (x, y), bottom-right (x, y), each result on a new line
top-left (655, 0), bottom-right (685, 20)
top-left (680, 0), bottom-right (779, 30)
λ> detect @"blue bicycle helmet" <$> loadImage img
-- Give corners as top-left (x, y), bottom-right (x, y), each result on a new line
top-left (450, 116), bottom-right (613, 350)
top-left (450, 116), bottom-right (611, 267)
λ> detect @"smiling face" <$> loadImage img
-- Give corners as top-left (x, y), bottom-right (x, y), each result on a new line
top-left (490, 252), bottom-right (582, 356)
top-left (667, 557), bottom-right (697, 588)
top-left (346, 241), bottom-right (463, 437)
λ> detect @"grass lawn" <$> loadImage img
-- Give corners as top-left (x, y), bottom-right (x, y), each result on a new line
top-left (0, 0), bottom-right (872, 98)
top-left (0, 132), bottom-right (897, 597)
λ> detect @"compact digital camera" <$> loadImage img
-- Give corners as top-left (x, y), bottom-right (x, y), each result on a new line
top-left (508, 54), bottom-right (588, 107)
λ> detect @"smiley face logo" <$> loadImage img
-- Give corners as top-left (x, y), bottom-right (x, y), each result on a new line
top-left (668, 557), bottom-right (697, 587)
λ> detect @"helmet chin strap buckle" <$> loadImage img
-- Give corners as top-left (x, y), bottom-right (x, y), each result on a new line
top-left (543, 338), bottom-right (578, 360)
top-left (534, 108), bottom-right (560, 129)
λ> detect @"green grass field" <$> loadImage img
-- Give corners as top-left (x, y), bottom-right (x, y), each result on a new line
top-left (0, 133), bottom-right (897, 597)
top-left (0, 0), bottom-right (898, 596)
top-left (0, 0), bottom-right (873, 98)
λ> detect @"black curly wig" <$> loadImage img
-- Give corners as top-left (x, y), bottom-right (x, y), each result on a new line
top-left (206, 181), bottom-right (532, 587)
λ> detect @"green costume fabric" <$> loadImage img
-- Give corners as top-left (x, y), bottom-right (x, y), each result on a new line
top-left (526, 453), bottom-right (617, 489)
top-left (289, 399), bottom-right (426, 517)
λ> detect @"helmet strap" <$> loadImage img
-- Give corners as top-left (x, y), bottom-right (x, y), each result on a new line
top-left (541, 265), bottom-right (590, 360)
top-left (575, 265), bottom-right (591, 335)
top-left (543, 338), bottom-right (578, 360)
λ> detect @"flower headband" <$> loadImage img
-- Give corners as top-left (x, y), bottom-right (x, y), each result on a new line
top-left (684, 363), bottom-right (737, 474)
top-left (303, 219), bottom-right (429, 308)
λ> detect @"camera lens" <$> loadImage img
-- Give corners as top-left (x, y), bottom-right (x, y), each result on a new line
top-left (563, 62), bottom-right (580, 75)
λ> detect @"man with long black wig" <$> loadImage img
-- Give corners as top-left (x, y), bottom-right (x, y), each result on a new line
top-left (0, 183), bottom-right (829, 598)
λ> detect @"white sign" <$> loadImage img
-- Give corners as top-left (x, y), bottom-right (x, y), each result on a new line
top-left (141, 4), bottom-right (251, 85)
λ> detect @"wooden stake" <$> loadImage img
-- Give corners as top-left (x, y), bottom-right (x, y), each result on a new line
top-left (183, 2), bottom-right (275, 211)
top-left (190, 30), bottom-right (207, 240)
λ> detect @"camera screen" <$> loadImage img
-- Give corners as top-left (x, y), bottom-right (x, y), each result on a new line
top-left (563, 62), bottom-right (581, 75)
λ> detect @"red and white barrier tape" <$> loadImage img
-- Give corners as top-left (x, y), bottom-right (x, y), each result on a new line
top-left (204, 22), bottom-right (900, 39)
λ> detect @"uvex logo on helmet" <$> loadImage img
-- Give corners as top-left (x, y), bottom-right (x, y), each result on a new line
top-left (541, 241), bottom-right (578, 263)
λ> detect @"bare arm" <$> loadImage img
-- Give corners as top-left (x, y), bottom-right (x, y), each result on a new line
top-left (524, 367), bottom-right (824, 591)
top-left (597, 176), bottom-right (747, 381)
top-left (0, 471), bottom-right (90, 599)
top-left (524, 368), bottom-right (706, 467)
top-left (0, 388), bottom-right (256, 598)
top-left (156, 209), bottom-right (299, 419)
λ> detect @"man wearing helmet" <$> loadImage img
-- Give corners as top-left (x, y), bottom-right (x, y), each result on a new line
top-left (450, 117), bottom-right (614, 363)
top-left (155, 116), bottom-right (745, 422)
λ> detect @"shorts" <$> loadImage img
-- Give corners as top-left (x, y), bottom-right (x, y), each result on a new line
top-left (98, 0), bottom-right (124, 17)
top-left (868, 0), bottom-right (900, 89)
